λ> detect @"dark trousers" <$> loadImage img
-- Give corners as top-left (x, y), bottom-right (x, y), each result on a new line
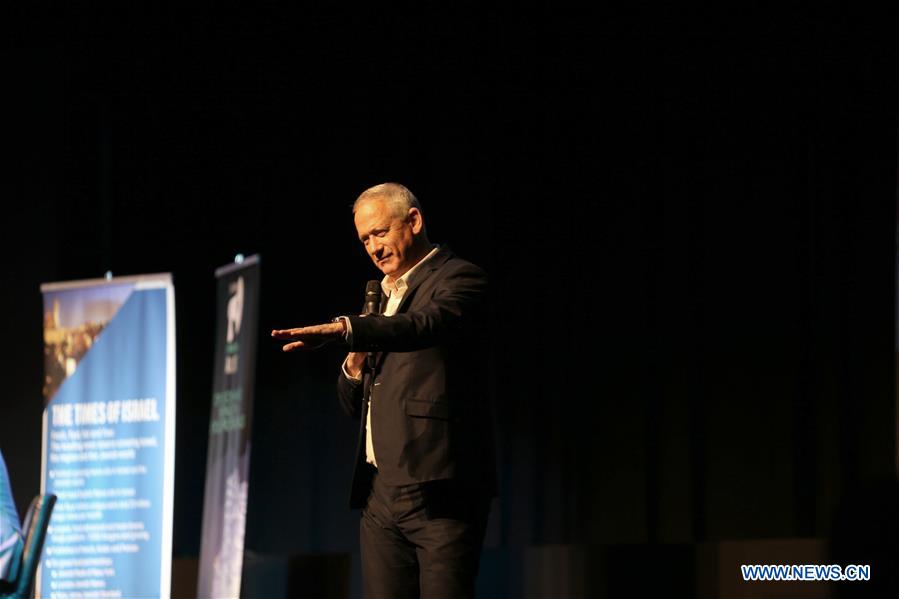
top-left (360, 471), bottom-right (490, 599)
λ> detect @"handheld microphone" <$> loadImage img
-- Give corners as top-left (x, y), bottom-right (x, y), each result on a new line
top-left (362, 281), bottom-right (380, 370)
top-left (364, 280), bottom-right (381, 316)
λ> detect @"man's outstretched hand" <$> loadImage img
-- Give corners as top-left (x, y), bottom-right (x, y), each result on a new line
top-left (271, 321), bottom-right (346, 352)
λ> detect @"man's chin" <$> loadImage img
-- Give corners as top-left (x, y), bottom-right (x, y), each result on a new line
top-left (376, 258), bottom-right (398, 276)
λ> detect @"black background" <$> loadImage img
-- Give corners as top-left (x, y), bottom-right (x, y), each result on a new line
top-left (2, 5), bottom-right (896, 597)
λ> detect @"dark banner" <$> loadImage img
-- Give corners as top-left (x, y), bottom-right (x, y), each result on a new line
top-left (197, 255), bottom-right (260, 599)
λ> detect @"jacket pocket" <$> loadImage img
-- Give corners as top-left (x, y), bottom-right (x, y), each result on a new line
top-left (405, 397), bottom-right (452, 420)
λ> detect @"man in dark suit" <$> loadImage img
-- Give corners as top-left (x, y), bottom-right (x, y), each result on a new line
top-left (272, 182), bottom-right (496, 599)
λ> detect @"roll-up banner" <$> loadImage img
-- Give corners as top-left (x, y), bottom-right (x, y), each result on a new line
top-left (197, 255), bottom-right (260, 599)
top-left (38, 273), bottom-right (176, 599)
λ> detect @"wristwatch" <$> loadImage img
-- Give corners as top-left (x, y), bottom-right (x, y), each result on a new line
top-left (331, 316), bottom-right (348, 337)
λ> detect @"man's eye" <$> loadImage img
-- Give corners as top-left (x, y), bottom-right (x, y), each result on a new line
top-left (376, 230), bottom-right (387, 237)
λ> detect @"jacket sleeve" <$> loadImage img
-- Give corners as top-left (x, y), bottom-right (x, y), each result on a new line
top-left (345, 262), bottom-right (488, 353)
top-left (336, 369), bottom-right (364, 419)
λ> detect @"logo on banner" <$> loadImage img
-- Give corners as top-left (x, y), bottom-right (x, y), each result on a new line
top-left (211, 276), bottom-right (247, 435)
top-left (224, 276), bottom-right (244, 375)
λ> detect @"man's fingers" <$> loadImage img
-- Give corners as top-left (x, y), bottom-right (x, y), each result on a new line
top-left (272, 329), bottom-right (300, 339)
top-left (283, 339), bottom-right (331, 351)
top-left (272, 328), bottom-right (306, 339)
top-left (272, 325), bottom-right (331, 338)
top-left (273, 323), bottom-right (340, 350)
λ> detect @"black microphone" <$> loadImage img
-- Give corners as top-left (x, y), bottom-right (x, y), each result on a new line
top-left (363, 281), bottom-right (380, 371)
top-left (364, 280), bottom-right (381, 316)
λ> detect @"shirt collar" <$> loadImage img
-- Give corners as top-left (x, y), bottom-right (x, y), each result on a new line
top-left (382, 245), bottom-right (440, 296)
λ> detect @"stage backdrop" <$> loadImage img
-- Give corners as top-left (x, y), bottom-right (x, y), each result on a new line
top-left (38, 273), bottom-right (176, 598)
top-left (197, 256), bottom-right (260, 599)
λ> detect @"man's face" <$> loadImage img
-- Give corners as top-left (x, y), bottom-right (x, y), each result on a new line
top-left (354, 197), bottom-right (421, 279)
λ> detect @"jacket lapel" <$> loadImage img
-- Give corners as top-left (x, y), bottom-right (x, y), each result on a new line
top-left (394, 247), bottom-right (452, 315)
top-left (372, 247), bottom-right (453, 373)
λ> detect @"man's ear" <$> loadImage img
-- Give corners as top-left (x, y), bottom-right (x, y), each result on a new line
top-left (408, 208), bottom-right (424, 234)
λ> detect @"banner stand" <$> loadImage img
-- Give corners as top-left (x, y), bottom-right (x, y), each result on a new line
top-left (38, 273), bottom-right (176, 598)
top-left (197, 255), bottom-right (260, 599)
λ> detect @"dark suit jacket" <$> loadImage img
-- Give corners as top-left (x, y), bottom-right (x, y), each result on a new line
top-left (336, 247), bottom-right (497, 508)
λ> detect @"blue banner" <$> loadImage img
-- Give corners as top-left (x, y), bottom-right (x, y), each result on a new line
top-left (38, 274), bottom-right (176, 599)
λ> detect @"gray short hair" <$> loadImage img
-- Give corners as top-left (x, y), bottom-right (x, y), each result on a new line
top-left (353, 182), bottom-right (422, 219)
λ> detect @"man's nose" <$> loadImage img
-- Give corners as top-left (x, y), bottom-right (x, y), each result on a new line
top-left (367, 238), bottom-right (382, 256)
